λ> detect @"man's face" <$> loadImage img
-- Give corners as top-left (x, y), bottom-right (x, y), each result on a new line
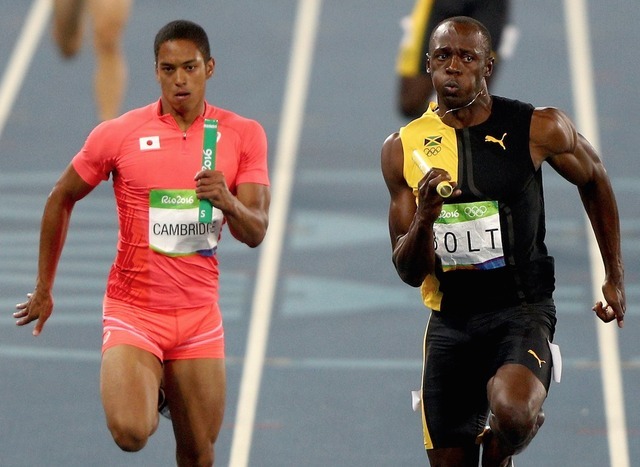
top-left (155, 39), bottom-right (214, 115)
top-left (427, 22), bottom-right (491, 108)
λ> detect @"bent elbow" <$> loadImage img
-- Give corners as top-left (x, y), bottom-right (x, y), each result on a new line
top-left (395, 263), bottom-right (425, 288)
top-left (401, 274), bottom-right (423, 288)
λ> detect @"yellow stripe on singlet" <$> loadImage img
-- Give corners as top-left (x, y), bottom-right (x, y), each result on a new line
top-left (400, 102), bottom-right (458, 311)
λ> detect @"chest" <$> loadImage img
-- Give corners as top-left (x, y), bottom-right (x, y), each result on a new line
top-left (455, 122), bottom-right (536, 202)
top-left (114, 125), bottom-right (240, 191)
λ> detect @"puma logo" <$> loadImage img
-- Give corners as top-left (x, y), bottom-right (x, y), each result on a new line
top-left (485, 133), bottom-right (507, 150)
top-left (528, 349), bottom-right (546, 368)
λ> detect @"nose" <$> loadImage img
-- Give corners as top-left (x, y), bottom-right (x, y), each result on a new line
top-left (175, 68), bottom-right (187, 85)
top-left (446, 56), bottom-right (461, 73)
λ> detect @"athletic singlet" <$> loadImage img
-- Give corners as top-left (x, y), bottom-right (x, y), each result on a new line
top-left (73, 100), bottom-right (269, 310)
top-left (400, 96), bottom-right (555, 312)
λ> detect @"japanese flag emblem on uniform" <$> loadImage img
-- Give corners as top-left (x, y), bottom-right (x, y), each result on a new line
top-left (139, 136), bottom-right (161, 150)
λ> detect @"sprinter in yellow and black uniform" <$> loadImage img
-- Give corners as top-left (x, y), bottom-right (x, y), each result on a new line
top-left (382, 16), bottom-right (625, 467)
top-left (396, 0), bottom-right (510, 118)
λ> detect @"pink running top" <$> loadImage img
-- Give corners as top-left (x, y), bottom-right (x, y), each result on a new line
top-left (73, 100), bottom-right (269, 310)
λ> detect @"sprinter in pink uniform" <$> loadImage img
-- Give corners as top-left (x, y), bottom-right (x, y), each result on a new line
top-left (15, 20), bottom-right (270, 466)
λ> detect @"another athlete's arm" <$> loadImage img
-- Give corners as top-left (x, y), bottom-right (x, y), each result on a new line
top-left (14, 164), bottom-right (95, 335)
top-left (530, 107), bottom-right (625, 327)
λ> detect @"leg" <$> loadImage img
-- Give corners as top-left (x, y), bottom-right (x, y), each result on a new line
top-left (481, 363), bottom-right (547, 467)
top-left (100, 344), bottom-right (164, 452)
top-left (164, 358), bottom-right (226, 467)
top-left (52, 0), bottom-right (87, 57)
top-left (87, 0), bottom-right (132, 120)
top-left (398, 74), bottom-right (434, 118)
top-left (427, 446), bottom-right (480, 467)
top-left (422, 311), bottom-right (488, 467)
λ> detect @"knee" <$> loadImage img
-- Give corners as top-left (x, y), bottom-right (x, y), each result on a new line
top-left (52, 32), bottom-right (81, 58)
top-left (107, 418), bottom-right (153, 452)
top-left (176, 448), bottom-right (214, 467)
top-left (491, 399), bottom-right (545, 451)
top-left (92, 22), bottom-right (124, 55)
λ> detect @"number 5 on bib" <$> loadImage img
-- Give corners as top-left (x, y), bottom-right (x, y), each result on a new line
top-left (199, 119), bottom-right (218, 223)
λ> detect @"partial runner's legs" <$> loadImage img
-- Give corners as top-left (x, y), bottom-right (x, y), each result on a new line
top-left (100, 344), bottom-right (164, 452)
top-left (164, 358), bottom-right (226, 467)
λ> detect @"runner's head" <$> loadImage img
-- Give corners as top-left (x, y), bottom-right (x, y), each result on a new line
top-left (154, 20), bottom-right (211, 64)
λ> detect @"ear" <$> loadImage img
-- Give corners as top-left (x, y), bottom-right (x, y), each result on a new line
top-left (206, 57), bottom-right (215, 79)
top-left (484, 56), bottom-right (495, 77)
top-left (425, 53), bottom-right (431, 74)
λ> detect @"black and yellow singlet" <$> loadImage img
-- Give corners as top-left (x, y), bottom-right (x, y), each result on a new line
top-left (400, 96), bottom-right (555, 312)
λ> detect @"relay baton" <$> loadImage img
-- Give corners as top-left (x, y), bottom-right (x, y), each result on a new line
top-left (411, 149), bottom-right (453, 198)
top-left (199, 119), bottom-right (218, 223)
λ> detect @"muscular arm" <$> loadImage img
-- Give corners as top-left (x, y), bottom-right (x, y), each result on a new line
top-left (14, 164), bottom-right (95, 335)
top-left (530, 107), bottom-right (625, 327)
top-left (381, 132), bottom-right (451, 287)
top-left (195, 169), bottom-right (270, 248)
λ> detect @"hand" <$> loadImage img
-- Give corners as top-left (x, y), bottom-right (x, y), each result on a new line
top-left (14, 290), bottom-right (53, 336)
top-left (194, 169), bottom-right (234, 212)
top-left (416, 169), bottom-right (459, 223)
top-left (593, 278), bottom-right (625, 328)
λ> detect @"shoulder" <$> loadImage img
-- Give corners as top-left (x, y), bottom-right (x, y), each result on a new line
top-left (381, 131), bottom-right (402, 162)
top-left (530, 106), bottom-right (578, 156)
top-left (91, 103), bottom-right (156, 138)
top-left (82, 104), bottom-right (158, 158)
top-left (208, 105), bottom-right (265, 135)
top-left (491, 95), bottom-right (535, 120)
top-left (381, 131), bottom-right (405, 188)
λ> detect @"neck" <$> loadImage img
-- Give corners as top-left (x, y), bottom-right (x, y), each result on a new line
top-left (161, 100), bottom-right (206, 131)
top-left (441, 90), bottom-right (483, 116)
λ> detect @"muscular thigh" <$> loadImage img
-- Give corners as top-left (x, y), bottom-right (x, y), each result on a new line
top-left (165, 358), bottom-right (226, 447)
top-left (422, 313), bottom-right (491, 449)
top-left (100, 344), bottom-right (164, 429)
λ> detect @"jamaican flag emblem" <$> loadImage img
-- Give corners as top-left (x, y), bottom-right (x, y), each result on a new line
top-left (423, 136), bottom-right (442, 156)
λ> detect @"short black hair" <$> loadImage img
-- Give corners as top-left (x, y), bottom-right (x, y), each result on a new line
top-left (430, 16), bottom-right (493, 58)
top-left (154, 20), bottom-right (211, 63)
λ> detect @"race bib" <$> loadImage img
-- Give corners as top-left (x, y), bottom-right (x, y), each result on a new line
top-left (434, 200), bottom-right (505, 271)
top-left (149, 189), bottom-right (223, 257)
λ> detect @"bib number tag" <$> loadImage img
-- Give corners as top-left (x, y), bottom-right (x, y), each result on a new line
top-left (433, 200), bottom-right (505, 271)
top-left (149, 189), bottom-right (222, 257)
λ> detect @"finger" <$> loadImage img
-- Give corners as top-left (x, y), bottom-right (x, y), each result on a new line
top-left (615, 308), bottom-right (625, 328)
top-left (13, 308), bottom-right (28, 318)
top-left (33, 316), bottom-right (47, 336)
top-left (15, 314), bottom-right (36, 326)
top-left (15, 293), bottom-right (33, 309)
top-left (592, 302), bottom-right (612, 323)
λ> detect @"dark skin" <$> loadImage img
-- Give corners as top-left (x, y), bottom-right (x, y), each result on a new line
top-left (382, 18), bottom-right (625, 467)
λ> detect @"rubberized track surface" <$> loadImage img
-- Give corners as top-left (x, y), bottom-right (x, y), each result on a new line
top-left (0, 1), bottom-right (638, 465)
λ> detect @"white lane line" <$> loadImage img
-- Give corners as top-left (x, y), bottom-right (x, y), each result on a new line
top-left (227, 1), bottom-right (323, 466)
top-left (0, 0), bottom-right (52, 141)
top-left (563, 1), bottom-right (629, 466)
